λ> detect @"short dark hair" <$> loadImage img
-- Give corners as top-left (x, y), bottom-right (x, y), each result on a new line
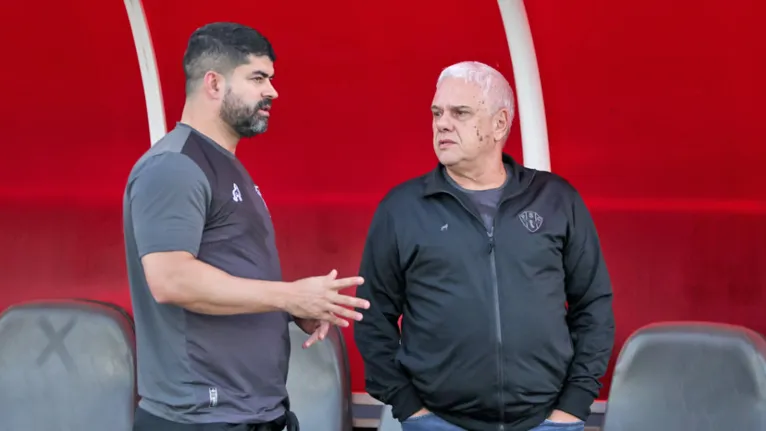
top-left (182, 22), bottom-right (276, 95)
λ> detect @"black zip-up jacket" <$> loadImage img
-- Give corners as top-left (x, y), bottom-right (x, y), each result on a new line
top-left (354, 155), bottom-right (615, 431)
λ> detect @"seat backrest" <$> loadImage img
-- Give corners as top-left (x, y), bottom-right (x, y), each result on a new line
top-left (602, 322), bottom-right (766, 431)
top-left (378, 404), bottom-right (402, 431)
top-left (0, 299), bottom-right (136, 431)
top-left (286, 322), bottom-right (352, 431)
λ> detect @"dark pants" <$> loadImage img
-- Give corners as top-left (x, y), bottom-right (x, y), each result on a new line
top-left (133, 407), bottom-right (299, 431)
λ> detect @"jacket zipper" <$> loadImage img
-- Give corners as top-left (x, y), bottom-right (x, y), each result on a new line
top-left (442, 191), bottom-right (506, 429)
top-left (490, 197), bottom-right (522, 431)
top-left (488, 226), bottom-right (505, 431)
top-left (437, 170), bottom-right (535, 429)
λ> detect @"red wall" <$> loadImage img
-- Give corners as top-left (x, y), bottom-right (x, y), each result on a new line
top-left (1, 0), bottom-right (764, 400)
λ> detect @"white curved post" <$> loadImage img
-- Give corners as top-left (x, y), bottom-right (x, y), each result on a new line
top-left (497, 0), bottom-right (551, 172)
top-left (124, 0), bottom-right (167, 146)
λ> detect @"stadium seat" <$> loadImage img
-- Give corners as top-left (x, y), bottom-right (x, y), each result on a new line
top-left (602, 322), bottom-right (766, 431)
top-left (0, 299), bottom-right (136, 431)
top-left (286, 321), bottom-right (353, 431)
top-left (378, 404), bottom-right (402, 431)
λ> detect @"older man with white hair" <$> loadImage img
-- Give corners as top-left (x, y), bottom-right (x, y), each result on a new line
top-left (354, 61), bottom-right (615, 431)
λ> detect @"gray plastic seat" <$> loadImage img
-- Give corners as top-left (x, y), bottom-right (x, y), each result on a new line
top-left (0, 299), bottom-right (136, 431)
top-left (286, 321), bottom-right (353, 431)
top-left (378, 404), bottom-right (402, 431)
top-left (602, 322), bottom-right (766, 431)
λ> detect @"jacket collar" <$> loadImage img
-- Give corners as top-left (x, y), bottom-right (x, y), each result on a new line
top-left (422, 153), bottom-right (536, 199)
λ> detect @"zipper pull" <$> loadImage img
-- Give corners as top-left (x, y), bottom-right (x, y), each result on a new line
top-left (487, 234), bottom-right (495, 254)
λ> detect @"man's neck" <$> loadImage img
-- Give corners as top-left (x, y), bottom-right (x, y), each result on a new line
top-left (180, 103), bottom-right (239, 154)
top-left (445, 159), bottom-right (507, 191)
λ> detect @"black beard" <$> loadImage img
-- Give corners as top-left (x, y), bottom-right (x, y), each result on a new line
top-left (220, 93), bottom-right (272, 138)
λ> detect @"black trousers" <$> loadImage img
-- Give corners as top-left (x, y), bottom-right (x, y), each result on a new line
top-left (133, 407), bottom-right (299, 431)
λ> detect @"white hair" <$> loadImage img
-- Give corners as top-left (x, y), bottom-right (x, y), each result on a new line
top-left (437, 61), bottom-right (515, 122)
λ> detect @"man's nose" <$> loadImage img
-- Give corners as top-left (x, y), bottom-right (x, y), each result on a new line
top-left (435, 115), bottom-right (452, 132)
top-left (264, 80), bottom-right (278, 99)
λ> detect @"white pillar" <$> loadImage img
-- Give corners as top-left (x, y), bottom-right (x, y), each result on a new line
top-left (497, 0), bottom-right (551, 172)
top-left (124, 0), bottom-right (166, 146)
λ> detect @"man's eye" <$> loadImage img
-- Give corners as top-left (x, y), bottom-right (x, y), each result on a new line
top-left (432, 111), bottom-right (442, 118)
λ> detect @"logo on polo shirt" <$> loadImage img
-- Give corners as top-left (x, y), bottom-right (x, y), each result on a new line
top-left (232, 183), bottom-right (243, 202)
top-left (208, 387), bottom-right (218, 407)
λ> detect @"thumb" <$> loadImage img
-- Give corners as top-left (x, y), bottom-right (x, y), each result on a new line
top-left (326, 269), bottom-right (338, 280)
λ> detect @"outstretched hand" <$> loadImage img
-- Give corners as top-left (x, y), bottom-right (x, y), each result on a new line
top-left (285, 269), bottom-right (369, 327)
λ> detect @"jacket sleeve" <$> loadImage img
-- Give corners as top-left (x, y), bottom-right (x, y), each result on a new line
top-left (353, 203), bottom-right (423, 421)
top-left (556, 191), bottom-right (616, 420)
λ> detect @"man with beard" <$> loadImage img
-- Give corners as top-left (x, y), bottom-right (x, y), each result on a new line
top-left (123, 22), bottom-right (370, 431)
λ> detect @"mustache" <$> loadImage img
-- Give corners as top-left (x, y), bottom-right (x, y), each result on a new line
top-left (254, 99), bottom-right (272, 111)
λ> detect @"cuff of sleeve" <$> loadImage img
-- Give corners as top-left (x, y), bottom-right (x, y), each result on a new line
top-left (555, 384), bottom-right (596, 421)
top-left (389, 384), bottom-right (424, 421)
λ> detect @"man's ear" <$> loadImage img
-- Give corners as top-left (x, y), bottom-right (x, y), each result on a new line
top-left (493, 108), bottom-right (511, 142)
top-left (201, 71), bottom-right (226, 100)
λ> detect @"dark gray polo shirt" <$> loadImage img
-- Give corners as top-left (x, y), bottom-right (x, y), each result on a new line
top-left (122, 123), bottom-right (290, 424)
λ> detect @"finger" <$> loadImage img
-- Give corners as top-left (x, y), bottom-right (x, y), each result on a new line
top-left (329, 276), bottom-right (365, 290)
top-left (326, 269), bottom-right (338, 280)
top-left (331, 293), bottom-right (370, 310)
top-left (326, 304), bottom-right (364, 322)
top-left (321, 312), bottom-right (350, 327)
top-left (303, 330), bottom-right (321, 349)
top-left (318, 321), bottom-right (330, 340)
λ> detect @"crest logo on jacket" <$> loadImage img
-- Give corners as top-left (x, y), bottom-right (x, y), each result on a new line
top-left (518, 210), bottom-right (543, 233)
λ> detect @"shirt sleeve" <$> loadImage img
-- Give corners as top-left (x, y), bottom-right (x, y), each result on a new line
top-left (127, 153), bottom-right (212, 259)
